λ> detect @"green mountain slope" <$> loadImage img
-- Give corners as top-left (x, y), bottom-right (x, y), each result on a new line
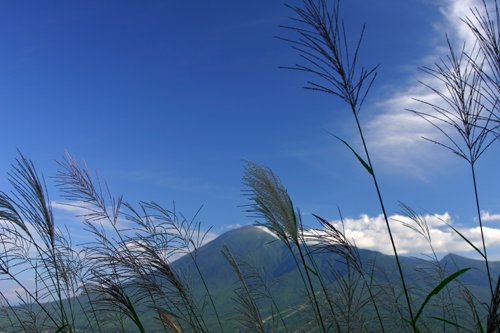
top-left (2, 225), bottom-right (497, 332)
top-left (167, 226), bottom-right (498, 331)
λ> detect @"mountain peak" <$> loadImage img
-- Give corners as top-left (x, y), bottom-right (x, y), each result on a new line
top-left (222, 225), bottom-right (272, 236)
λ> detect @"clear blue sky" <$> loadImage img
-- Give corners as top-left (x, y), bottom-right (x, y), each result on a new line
top-left (2, 0), bottom-right (500, 273)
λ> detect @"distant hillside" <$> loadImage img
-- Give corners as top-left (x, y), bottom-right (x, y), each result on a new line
top-left (3, 225), bottom-right (497, 332)
top-left (165, 225), bottom-right (498, 331)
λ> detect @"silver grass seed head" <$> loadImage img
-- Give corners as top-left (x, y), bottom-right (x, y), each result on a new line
top-left (241, 159), bottom-right (299, 246)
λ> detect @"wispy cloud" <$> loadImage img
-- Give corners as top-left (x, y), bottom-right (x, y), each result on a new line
top-left (222, 223), bottom-right (246, 230)
top-left (52, 201), bottom-right (92, 215)
top-left (52, 201), bottom-right (134, 232)
top-left (1, 286), bottom-right (33, 304)
top-left (221, 223), bottom-right (278, 238)
top-left (364, 0), bottom-right (488, 178)
top-left (438, 0), bottom-right (486, 44)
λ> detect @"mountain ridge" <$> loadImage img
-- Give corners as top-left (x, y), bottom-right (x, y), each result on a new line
top-left (3, 225), bottom-right (497, 332)
top-left (173, 225), bottom-right (500, 291)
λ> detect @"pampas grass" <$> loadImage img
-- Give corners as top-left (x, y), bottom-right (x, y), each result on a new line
top-left (1, 0), bottom-right (500, 332)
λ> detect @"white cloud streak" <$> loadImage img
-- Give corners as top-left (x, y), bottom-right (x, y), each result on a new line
top-left (223, 223), bottom-right (245, 230)
top-left (52, 201), bottom-right (135, 232)
top-left (51, 201), bottom-right (91, 215)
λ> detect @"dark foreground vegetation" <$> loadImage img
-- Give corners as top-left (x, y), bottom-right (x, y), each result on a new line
top-left (3, 0), bottom-right (500, 331)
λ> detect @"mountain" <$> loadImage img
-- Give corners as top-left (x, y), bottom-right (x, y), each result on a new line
top-left (176, 225), bottom-right (499, 294)
top-left (166, 226), bottom-right (498, 331)
top-left (2, 225), bottom-right (497, 332)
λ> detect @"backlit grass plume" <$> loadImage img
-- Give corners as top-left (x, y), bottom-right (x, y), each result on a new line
top-left (241, 159), bottom-right (299, 248)
top-left (241, 159), bottom-right (330, 332)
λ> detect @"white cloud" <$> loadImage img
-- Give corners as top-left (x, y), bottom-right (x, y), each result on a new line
top-left (52, 200), bottom-right (220, 263)
top-left (318, 212), bottom-right (500, 256)
top-left (168, 231), bottom-right (219, 262)
top-left (363, 0), bottom-right (493, 178)
top-left (52, 200), bottom-right (136, 233)
top-left (1, 286), bottom-right (32, 304)
top-left (438, 0), bottom-right (486, 46)
top-left (223, 223), bottom-right (245, 230)
top-left (199, 231), bottom-right (219, 246)
top-left (221, 223), bottom-right (278, 238)
top-left (481, 210), bottom-right (500, 222)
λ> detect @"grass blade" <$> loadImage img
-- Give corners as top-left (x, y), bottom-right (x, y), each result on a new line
top-left (445, 222), bottom-right (485, 258)
top-left (305, 265), bottom-right (319, 278)
top-left (327, 132), bottom-right (373, 175)
top-left (54, 324), bottom-right (70, 333)
top-left (413, 268), bottom-right (471, 324)
top-left (430, 317), bottom-right (474, 332)
top-left (477, 309), bottom-right (485, 333)
top-left (125, 295), bottom-right (146, 333)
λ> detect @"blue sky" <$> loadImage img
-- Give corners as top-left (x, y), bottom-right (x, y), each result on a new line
top-left (2, 0), bottom-right (500, 291)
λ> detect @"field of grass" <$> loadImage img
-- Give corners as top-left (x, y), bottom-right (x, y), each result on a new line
top-left (2, 0), bottom-right (500, 332)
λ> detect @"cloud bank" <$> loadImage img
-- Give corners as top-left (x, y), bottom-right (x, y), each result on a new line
top-left (324, 211), bottom-right (500, 257)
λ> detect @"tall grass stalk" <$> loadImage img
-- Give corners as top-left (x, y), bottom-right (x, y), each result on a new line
top-left (241, 159), bottom-right (330, 332)
top-left (230, 249), bottom-right (290, 332)
top-left (311, 212), bottom-right (385, 333)
top-left (278, 0), bottom-right (416, 329)
top-left (395, 202), bottom-right (462, 331)
top-left (409, 36), bottom-right (498, 296)
top-left (0, 151), bottom-right (88, 332)
top-left (221, 240), bottom-right (269, 332)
